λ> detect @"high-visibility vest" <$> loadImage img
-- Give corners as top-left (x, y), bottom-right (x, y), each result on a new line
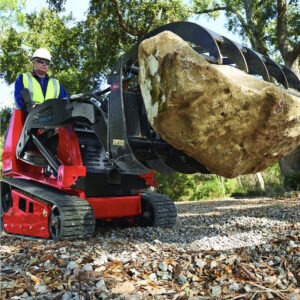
top-left (22, 72), bottom-right (60, 104)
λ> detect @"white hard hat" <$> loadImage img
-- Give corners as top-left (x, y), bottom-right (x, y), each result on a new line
top-left (32, 48), bottom-right (52, 61)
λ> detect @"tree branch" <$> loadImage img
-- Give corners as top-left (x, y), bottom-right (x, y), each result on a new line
top-left (276, 0), bottom-right (299, 73)
top-left (112, 0), bottom-right (147, 36)
top-left (290, 42), bottom-right (300, 59)
top-left (242, 0), bottom-right (268, 55)
top-left (191, 6), bottom-right (227, 14)
top-left (191, 5), bottom-right (251, 43)
top-left (276, 0), bottom-right (290, 56)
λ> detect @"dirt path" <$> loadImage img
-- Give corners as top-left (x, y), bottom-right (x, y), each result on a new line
top-left (1, 196), bottom-right (300, 299)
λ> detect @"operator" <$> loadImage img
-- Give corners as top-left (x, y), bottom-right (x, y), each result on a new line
top-left (14, 48), bottom-right (68, 110)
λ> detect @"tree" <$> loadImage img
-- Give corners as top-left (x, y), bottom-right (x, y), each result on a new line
top-left (0, 0), bottom-right (26, 32)
top-left (0, 0), bottom-right (26, 82)
top-left (0, 8), bottom-right (92, 94)
top-left (81, 0), bottom-right (191, 77)
top-left (192, 0), bottom-right (299, 75)
top-left (46, 0), bottom-right (299, 87)
top-left (1, 0), bottom-right (191, 93)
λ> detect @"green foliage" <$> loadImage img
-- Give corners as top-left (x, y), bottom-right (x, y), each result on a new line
top-left (0, 8), bottom-right (88, 94)
top-left (46, 0), bottom-right (67, 13)
top-left (1, 0), bottom-right (191, 94)
top-left (83, 0), bottom-right (191, 81)
top-left (0, 0), bottom-right (26, 32)
top-left (0, 27), bottom-right (31, 83)
top-left (0, 106), bottom-right (12, 136)
top-left (193, 175), bottom-right (224, 199)
top-left (283, 172), bottom-right (300, 190)
top-left (262, 162), bottom-right (284, 195)
top-left (192, 0), bottom-right (299, 72)
top-left (155, 163), bottom-right (285, 201)
top-left (155, 172), bottom-right (240, 201)
top-left (1, 0), bottom-right (298, 93)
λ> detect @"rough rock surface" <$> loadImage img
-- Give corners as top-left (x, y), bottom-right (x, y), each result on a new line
top-left (138, 31), bottom-right (300, 178)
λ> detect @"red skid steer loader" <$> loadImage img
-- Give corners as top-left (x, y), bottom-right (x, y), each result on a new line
top-left (1, 22), bottom-right (299, 240)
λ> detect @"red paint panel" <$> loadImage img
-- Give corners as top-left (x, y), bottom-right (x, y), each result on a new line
top-left (57, 165), bottom-right (86, 188)
top-left (3, 190), bottom-right (51, 238)
top-left (2, 110), bottom-right (27, 175)
top-left (87, 194), bottom-right (141, 219)
top-left (56, 126), bottom-right (84, 166)
top-left (139, 169), bottom-right (156, 187)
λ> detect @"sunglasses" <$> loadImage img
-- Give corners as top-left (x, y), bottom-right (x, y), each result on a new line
top-left (34, 58), bottom-right (50, 65)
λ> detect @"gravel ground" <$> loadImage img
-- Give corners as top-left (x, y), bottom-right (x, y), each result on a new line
top-left (1, 196), bottom-right (300, 299)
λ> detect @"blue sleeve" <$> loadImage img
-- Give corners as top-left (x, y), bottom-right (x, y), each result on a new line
top-left (59, 83), bottom-right (68, 99)
top-left (14, 74), bottom-right (25, 109)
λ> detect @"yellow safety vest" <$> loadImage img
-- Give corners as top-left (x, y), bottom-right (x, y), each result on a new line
top-left (22, 72), bottom-right (60, 104)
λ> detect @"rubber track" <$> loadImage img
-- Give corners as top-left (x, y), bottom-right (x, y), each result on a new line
top-left (141, 191), bottom-right (177, 227)
top-left (1, 178), bottom-right (95, 240)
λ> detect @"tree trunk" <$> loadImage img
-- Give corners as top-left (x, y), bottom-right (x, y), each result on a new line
top-left (255, 172), bottom-right (265, 192)
top-left (279, 147), bottom-right (300, 176)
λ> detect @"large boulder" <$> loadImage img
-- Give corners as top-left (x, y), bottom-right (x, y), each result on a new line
top-left (138, 31), bottom-right (300, 178)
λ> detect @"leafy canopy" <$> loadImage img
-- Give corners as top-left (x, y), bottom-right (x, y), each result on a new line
top-left (1, 0), bottom-right (299, 94)
top-left (192, 0), bottom-right (300, 73)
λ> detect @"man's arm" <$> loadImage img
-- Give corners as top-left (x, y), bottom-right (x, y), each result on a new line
top-left (59, 83), bottom-right (68, 98)
top-left (14, 74), bottom-right (25, 109)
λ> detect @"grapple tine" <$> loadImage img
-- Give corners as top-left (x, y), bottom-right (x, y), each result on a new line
top-left (144, 21), bottom-right (223, 64)
top-left (207, 30), bottom-right (248, 73)
top-left (220, 37), bottom-right (249, 72)
top-left (121, 21), bottom-right (223, 71)
top-left (242, 47), bottom-right (270, 81)
top-left (152, 147), bottom-right (208, 174)
top-left (264, 57), bottom-right (289, 89)
top-left (145, 159), bottom-right (175, 174)
top-left (121, 21), bottom-right (299, 93)
top-left (280, 65), bottom-right (300, 91)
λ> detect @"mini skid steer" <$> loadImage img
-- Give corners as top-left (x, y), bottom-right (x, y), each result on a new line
top-left (1, 21), bottom-right (299, 240)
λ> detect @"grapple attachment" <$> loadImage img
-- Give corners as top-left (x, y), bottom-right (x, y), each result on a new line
top-left (121, 21), bottom-right (300, 92)
top-left (105, 21), bottom-right (300, 175)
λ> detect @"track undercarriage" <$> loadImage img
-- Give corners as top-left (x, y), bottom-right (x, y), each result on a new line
top-left (1, 178), bottom-right (176, 240)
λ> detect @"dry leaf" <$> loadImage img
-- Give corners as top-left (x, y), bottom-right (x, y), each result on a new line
top-left (111, 281), bottom-right (136, 294)
top-left (26, 272), bottom-right (41, 284)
